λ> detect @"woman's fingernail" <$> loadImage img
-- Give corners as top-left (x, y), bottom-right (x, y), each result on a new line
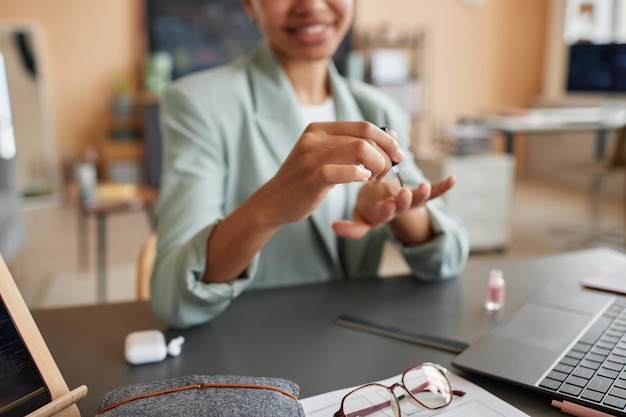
top-left (395, 148), bottom-right (404, 161)
top-left (359, 166), bottom-right (372, 180)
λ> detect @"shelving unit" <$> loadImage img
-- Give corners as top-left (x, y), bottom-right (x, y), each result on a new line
top-left (360, 26), bottom-right (426, 119)
top-left (98, 97), bottom-right (145, 183)
top-left (352, 26), bottom-right (430, 145)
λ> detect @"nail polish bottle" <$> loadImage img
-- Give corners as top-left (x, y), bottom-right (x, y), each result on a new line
top-left (485, 269), bottom-right (505, 312)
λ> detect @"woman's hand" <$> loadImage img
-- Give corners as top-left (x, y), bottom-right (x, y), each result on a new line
top-left (251, 121), bottom-right (403, 227)
top-left (332, 175), bottom-right (457, 243)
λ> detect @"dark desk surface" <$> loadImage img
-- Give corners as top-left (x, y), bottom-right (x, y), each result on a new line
top-left (32, 247), bottom-right (626, 416)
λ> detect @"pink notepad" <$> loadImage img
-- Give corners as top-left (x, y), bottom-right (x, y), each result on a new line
top-left (581, 262), bottom-right (626, 295)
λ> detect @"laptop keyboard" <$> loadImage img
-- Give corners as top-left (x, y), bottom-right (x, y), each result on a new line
top-left (539, 297), bottom-right (626, 412)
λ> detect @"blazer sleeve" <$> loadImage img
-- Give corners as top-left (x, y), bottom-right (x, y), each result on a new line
top-left (150, 80), bottom-right (258, 329)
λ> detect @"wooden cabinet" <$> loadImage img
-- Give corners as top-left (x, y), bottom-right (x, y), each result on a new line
top-left (417, 153), bottom-right (516, 252)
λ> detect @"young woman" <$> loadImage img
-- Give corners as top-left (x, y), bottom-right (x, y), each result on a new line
top-left (151, 0), bottom-right (469, 328)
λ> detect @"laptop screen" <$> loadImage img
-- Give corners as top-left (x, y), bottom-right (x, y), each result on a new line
top-left (0, 297), bottom-right (51, 417)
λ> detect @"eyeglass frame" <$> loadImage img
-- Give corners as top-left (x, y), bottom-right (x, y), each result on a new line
top-left (333, 362), bottom-right (466, 417)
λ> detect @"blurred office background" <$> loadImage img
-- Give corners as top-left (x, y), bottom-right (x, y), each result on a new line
top-left (0, 0), bottom-right (624, 309)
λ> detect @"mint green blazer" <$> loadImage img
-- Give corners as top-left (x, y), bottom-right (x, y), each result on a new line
top-left (151, 42), bottom-right (469, 328)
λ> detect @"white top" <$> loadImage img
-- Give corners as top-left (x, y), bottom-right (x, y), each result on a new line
top-left (299, 98), bottom-right (346, 223)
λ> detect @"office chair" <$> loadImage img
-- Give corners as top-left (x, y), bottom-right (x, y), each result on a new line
top-left (136, 232), bottom-right (157, 301)
top-left (569, 126), bottom-right (626, 245)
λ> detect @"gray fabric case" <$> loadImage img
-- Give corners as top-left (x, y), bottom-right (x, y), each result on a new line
top-left (96, 375), bottom-right (305, 416)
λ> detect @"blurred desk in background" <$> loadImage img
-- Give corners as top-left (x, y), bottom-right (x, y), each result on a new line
top-left (486, 106), bottom-right (626, 158)
top-left (486, 106), bottom-right (626, 248)
top-left (69, 183), bottom-right (158, 303)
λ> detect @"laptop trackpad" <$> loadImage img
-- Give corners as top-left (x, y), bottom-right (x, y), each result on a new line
top-left (493, 303), bottom-right (589, 350)
top-left (453, 287), bottom-right (614, 386)
top-left (454, 305), bottom-right (591, 386)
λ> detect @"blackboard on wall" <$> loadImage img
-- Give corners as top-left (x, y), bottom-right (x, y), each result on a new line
top-left (145, 0), bottom-right (351, 80)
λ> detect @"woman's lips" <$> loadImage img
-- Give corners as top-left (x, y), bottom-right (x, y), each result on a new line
top-left (287, 23), bottom-right (333, 43)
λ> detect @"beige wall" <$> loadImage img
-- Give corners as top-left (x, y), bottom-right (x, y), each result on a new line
top-left (1, 0), bottom-right (143, 160)
top-left (1, 0), bottom-right (547, 159)
top-left (356, 0), bottom-right (548, 146)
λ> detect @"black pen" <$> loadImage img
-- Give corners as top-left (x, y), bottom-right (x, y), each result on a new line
top-left (379, 126), bottom-right (404, 187)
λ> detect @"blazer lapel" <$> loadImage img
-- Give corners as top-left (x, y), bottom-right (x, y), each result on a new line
top-left (249, 43), bottom-right (304, 165)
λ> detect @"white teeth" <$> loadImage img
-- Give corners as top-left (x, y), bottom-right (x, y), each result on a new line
top-left (300, 24), bottom-right (325, 34)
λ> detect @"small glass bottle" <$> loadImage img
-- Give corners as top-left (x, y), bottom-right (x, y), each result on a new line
top-left (76, 162), bottom-right (97, 205)
top-left (485, 269), bottom-right (505, 311)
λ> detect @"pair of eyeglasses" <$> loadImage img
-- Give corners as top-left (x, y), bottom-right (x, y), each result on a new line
top-left (333, 363), bottom-right (465, 417)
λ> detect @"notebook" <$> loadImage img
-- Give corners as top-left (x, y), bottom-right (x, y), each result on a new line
top-left (0, 256), bottom-right (87, 417)
top-left (453, 285), bottom-right (626, 416)
top-left (581, 261), bottom-right (626, 295)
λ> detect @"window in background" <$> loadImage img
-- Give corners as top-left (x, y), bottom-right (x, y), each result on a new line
top-left (0, 53), bottom-right (16, 161)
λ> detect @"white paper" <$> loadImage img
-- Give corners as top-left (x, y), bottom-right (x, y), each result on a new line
top-left (300, 370), bottom-right (530, 417)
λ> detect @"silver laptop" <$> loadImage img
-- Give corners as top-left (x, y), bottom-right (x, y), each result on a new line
top-left (453, 285), bottom-right (626, 416)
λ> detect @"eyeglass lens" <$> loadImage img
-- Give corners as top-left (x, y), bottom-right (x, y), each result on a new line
top-left (403, 365), bottom-right (452, 409)
top-left (340, 365), bottom-right (452, 417)
top-left (341, 384), bottom-right (400, 417)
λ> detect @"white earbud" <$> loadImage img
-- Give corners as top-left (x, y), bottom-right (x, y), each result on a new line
top-left (167, 336), bottom-right (185, 357)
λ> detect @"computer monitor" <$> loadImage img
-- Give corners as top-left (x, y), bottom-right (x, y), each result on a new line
top-left (566, 42), bottom-right (626, 93)
top-left (566, 43), bottom-right (614, 92)
top-left (612, 43), bottom-right (626, 91)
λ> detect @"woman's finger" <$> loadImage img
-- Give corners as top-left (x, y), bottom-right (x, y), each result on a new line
top-left (409, 183), bottom-right (431, 208)
top-left (429, 175), bottom-right (456, 200)
top-left (394, 187), bottom-right (413, 212)
top-left (333, 198), bottom-right (397, 239)
top-left (332, 220), bottom-right (371, 240)
top-left (319, 164), bottom-right (372, 184)
top-left (312, 121), bottom-right (404, 164)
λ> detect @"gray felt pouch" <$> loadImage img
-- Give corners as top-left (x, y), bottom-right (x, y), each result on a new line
top-left (96, 375), bottom-right (305, 417)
